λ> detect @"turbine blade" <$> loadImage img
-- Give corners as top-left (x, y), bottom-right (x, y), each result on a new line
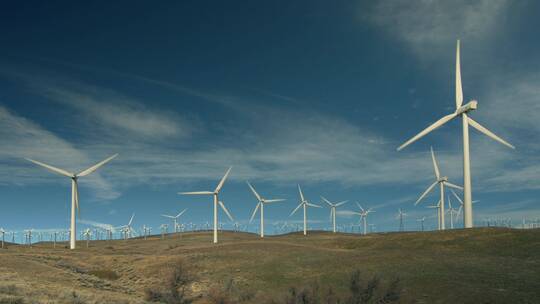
top-left (215, 167), bottom-right (232, 193)
top-left (290, 203), bottom-right (302, 216)
top-left (306, 203), bottom-right (322, 208)
top-left (457, 205), bottom-right (463, 218)
top-left (249, 203), bottom-right (260, 223)
top-left (179, 191), bottom-right (214, 195)
top-left (415, 181), bottom-right (438, 205)
top-left (128, 213), bottom-right (134, 226)
top-left (177, 208), bottom-right (188, 217)
top-left (450, 189), bottom-right (464, 206)
top-left (456, 40), bottom-right (463, 109)
top-left (467, 117), bottom-right (515, 149)
top-left (297, 184), bottom-right (305, 202)
top-left (218, 201), bottom-right (234, 221)
top-left (355, 202), bottom-right (364, 212)
top-left (77, 154), bottom-right (118, 177)
top-left (335, 200), bottom-right (348, 207)
top-left (246, 181), bottom-right (262, 202)
top-left (161, 215), bottom-right (174, 219)
top-left (430, 146), bottom-right (441, 179)
top-left (397, 113), bottom-right (458, 151)
top-left (321, 196), bottom-right (333, 207)
top-left (264, 199), bottom-right (285, 203)
top-left (444, 181), bottom-right (463, 190)
top-left (25, 158), bottom-right (74, 177)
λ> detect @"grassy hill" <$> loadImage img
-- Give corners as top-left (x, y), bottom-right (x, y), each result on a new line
top-left (0, 228), bottom-right (539, 303)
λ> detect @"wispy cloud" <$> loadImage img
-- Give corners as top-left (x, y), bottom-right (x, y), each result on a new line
top-left (364, 0), bottom-right (511, 59)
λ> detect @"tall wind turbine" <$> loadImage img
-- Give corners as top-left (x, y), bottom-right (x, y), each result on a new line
top-left (247, 181), bottom-right (285, 238)
top-left (26, 154), bottom-right (118, 249)
top-left (397, 40), bottom-right (514, 228)
top-left (161, 209), bottom-right (188, 233)
top-left (117, 213), bottom-right (135, 239)
top-left (290, 185), bottom-right (321, 235)
top-left (414, 147), bottom-right (462, 230)
top-left (179, 167), bottom-right (233, 243)
top-left (321, 196), bottom-right (348, 233)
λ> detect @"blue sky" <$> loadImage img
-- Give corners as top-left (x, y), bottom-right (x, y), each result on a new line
top-left (1, 1), bottom-right (540, 239)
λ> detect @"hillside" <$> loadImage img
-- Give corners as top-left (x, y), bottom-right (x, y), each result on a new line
top-left (0, 228), bottom-right (539, 303)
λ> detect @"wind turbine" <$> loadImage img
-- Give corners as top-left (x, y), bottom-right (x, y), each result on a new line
top-left (25, 154), bottom-right (118, 249)
top-left (83, 228), bottom-right (91, 248)
top-left (179, 167), bottom-right (233, 243)
top-left (117, 214), bottom-right (135, 239)
top-left (321, 196), bottom-right (348, 233)
top-left (447, 195), bottom-right (459, 229)
top-left (160, 224), bottom-right (168, 239)
top-left (161, 209), bottom-right (188, 233)
top-left (397, 40), bottom-right (514, 228)
top-left (397, 208), bottom-right (407, 232)
top-left (413, 147), bottom-right (462, 230)
top-left (417, 216), bottom-right (426, 231)
top-left (290, 185), bottom-right (321, 235)
top-left (247, 181), bottom-right (285, 238)
top-left (351, 203), bottom-right (375, 235)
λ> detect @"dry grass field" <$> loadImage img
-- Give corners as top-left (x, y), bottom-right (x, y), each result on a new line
top-left (0, 228), bottom-right (539, 303)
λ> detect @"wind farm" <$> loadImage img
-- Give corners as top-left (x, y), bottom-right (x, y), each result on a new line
top-left (1, 2), bottom-right (540, 303)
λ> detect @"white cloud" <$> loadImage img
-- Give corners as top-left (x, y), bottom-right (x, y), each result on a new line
top-left (364, 0), bottom-right (510, 59)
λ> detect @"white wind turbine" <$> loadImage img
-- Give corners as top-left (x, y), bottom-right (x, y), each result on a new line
top-left (83, 228), bottom-right (92, 248)
top-left (161, 209), bottom-right (188, 233)
top-left (117, 213), bottom-right (135, 239)
top-left (417, 216), bottom-right (426, 231)
top-left (397, 40), bottom-right (514, 228)
top-left (321, 196), bottom-right (348, 233)
top-left (247, 181), bottom-right (285, 238)
top-left (414, 147), bottom-right (462, 230)
top-left (351, 203), bottom-right (375, 235)
top-left (179, 167), bottom-right (234, 243)
top-left (446, 195), bottom-right (459, 229)
top-left (25, 154), bottom-right (118, 249)
top-left (290, 185), bottom-right (321, 235)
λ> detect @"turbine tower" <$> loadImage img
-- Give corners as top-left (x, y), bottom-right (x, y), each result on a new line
top-left (290, 185), bottom-right (321, 235)
top-left (247, 181), bottom-right (285, 238)
top-left (321, 196), bottom-right (348, 233)
top-left (179, 167), bottom-right (234, 243)
top-left (414, 147), bottom-right (462, 230)
top-left (397, 40), bottom-right (514, 228)
top-left (161, 209), bottom-right (188, 233)
top-left (26, 154), bottom-right (118, 249)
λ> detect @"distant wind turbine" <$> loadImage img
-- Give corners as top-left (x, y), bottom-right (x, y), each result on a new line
top-left (417, 216), bottom-right (426, 232)
top-left (397, 40), bottom-right (514, 228)
top-left (397, 208), bottom-right (407, 232)
top-left (351, 203), bottom-right (375, 235)
top-left (25, 154), bottom-right (118, 249)
top-left (247, 181), bottom-right (285, 238)
top-left (161, 209), bottom-right (188, 233)
top-left (179, 167), bottom-right (233, 243)
top-left (321, 196), bottom-right (348, 233)
top-left (290, 185), bottom-right (321, 235)
top-left (414, 147), bottom-right (462, 230)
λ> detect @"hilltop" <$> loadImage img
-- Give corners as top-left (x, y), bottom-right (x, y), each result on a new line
top-left (0, 228), bottom-right (539, 303)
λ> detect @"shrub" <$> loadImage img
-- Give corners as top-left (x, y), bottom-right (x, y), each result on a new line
top-left (145, 259), bottom-right (195, 304)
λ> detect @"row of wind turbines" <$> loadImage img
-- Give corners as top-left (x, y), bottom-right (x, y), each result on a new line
top-left (16, 40), bottom-right (514, 249)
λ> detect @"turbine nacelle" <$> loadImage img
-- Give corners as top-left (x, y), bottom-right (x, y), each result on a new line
top-left (455, 100), bottom-right (477, 116)
top-left (438, 176), bottom-right (448, 183)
